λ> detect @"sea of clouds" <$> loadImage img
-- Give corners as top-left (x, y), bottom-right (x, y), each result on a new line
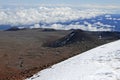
top-left (0, 6), bottom-right (118, 31)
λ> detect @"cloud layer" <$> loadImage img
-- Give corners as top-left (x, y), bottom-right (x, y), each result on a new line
top-left (0, 6), bottom-right (116, 31)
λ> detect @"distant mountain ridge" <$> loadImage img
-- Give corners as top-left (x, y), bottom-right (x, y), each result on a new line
top-left (43, 29), bottom-right (120, 47)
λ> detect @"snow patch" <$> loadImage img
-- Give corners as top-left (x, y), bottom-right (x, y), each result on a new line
top-left (26, 40), bottom-right (120, 80)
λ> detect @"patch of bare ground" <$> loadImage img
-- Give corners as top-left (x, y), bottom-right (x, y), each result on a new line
top-left (0, 29), bottom-right (120, 80)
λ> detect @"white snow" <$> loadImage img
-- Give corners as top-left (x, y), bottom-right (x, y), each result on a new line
top-left (25, 40), bottom-right (120, 80)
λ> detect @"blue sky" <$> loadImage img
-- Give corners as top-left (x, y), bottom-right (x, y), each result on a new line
top-left (0, 0), bottom-right (119, 6)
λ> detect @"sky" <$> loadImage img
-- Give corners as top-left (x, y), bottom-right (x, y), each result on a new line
top-left (0, 0), bottom-right (119, 6)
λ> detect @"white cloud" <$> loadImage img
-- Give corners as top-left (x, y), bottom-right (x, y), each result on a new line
top-left (93, 22), bottom-right (115, 28)
top-left (0, 7), bottom-right (108, 26)
top-left (39, 23), bottom-right (113, 31)
top-left (0, 6), bottom-right (116, 31)
top-left (30, 24), bottom-right (40, 29)
top-left (105, 14), bottom-right (111, 18)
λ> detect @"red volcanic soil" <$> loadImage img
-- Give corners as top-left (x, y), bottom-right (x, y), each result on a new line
top-left (0, 29), bottom-right (119, 80)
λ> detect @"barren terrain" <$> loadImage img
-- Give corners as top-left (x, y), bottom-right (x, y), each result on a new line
top-left (0, 29), bottom-right (119, 80)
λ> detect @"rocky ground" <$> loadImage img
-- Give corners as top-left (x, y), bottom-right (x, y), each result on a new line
top-left (0, 29), bottom-right (120, 80)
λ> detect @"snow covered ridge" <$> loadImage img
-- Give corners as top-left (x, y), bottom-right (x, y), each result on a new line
top-left (26, 40), bottom-right (120, 80)
top-left (0, 7), bottom-right (108, 26)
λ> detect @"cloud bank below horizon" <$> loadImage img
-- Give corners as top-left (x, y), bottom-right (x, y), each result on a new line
top-left (0, 6), bottom-right (118, 31)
